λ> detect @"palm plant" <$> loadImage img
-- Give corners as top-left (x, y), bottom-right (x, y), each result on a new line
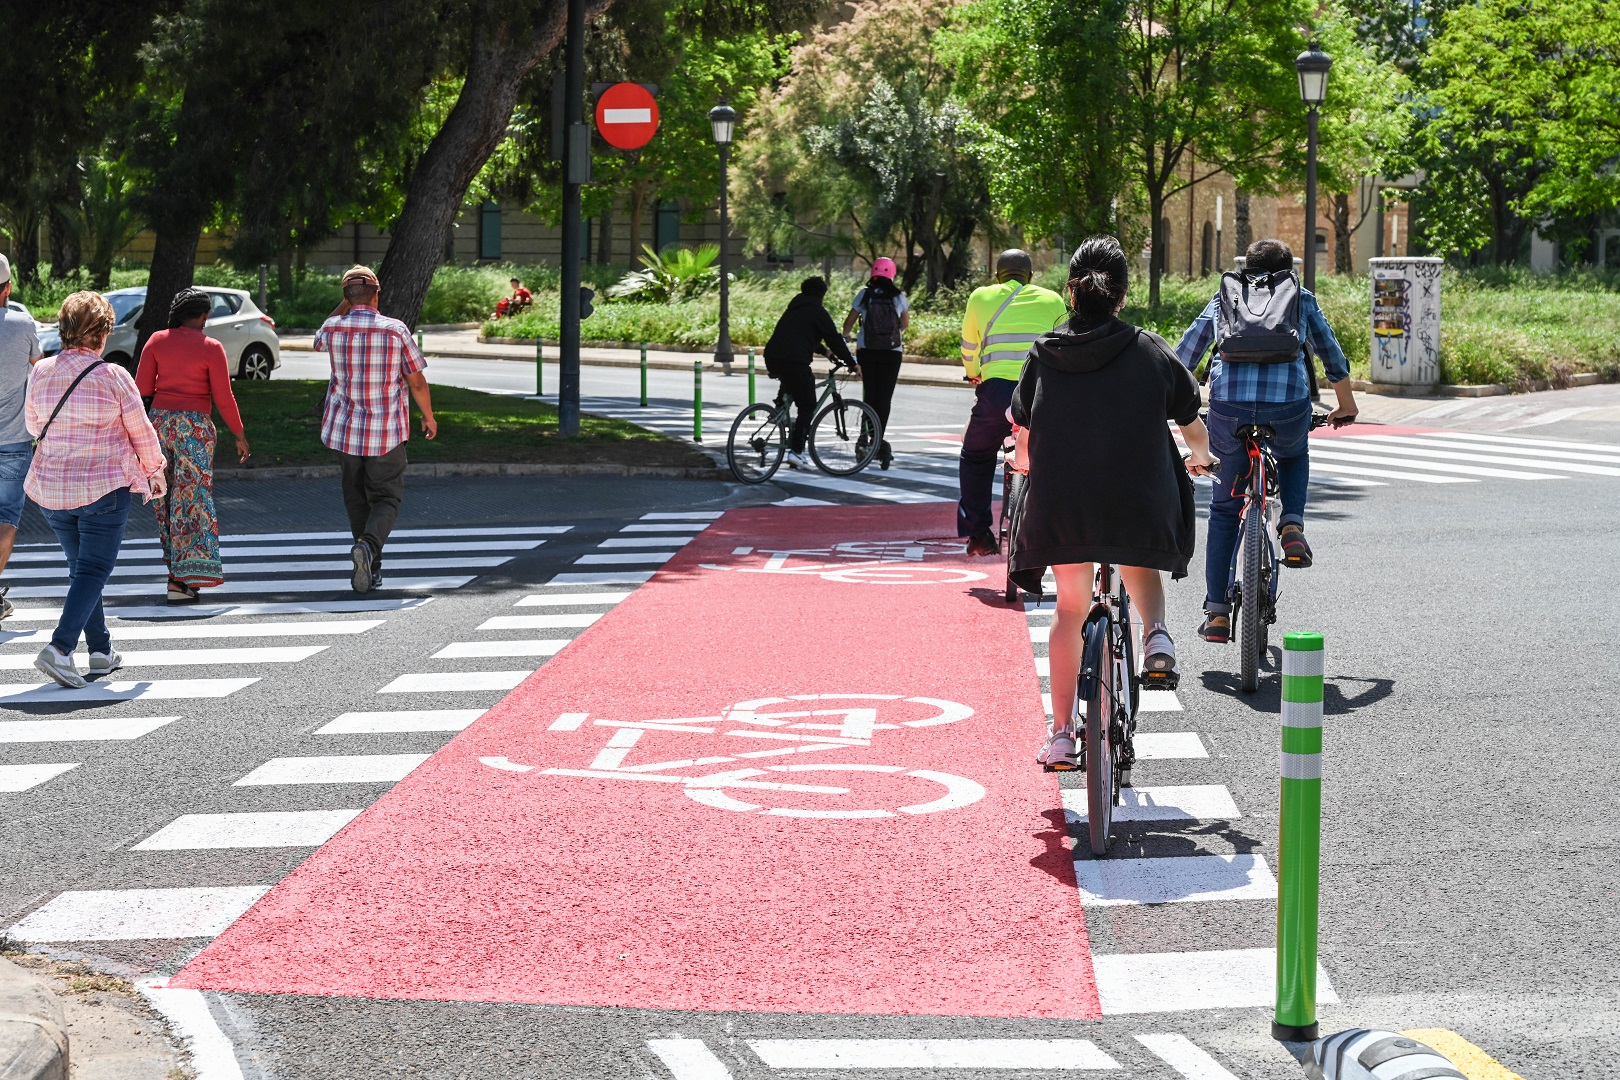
top-left (607, 244), bottom-right (724, 302)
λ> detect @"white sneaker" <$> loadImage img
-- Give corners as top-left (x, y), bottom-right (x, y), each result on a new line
top-left (1036, 730), bottom-right (1080, 771)
top-left (783, 451), bottom-right (810, 470)
top-left (88, 649), bottom-right (123, 675)
top-left (34, 646), bottom-right (86, 689)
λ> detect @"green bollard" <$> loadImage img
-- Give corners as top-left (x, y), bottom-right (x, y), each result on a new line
top-left (747, 348), bottom-right (756, 405)
top-left (416, 330), bottom-right (424, 351)
top-left (640, 343), bottom-right (648, 407)
top-left (1274, 631), bottom-right (1324, 1042)
top-left (692, 359), bottom-right (703, 442)
top-left (536, 339), bottom-right (544, 396)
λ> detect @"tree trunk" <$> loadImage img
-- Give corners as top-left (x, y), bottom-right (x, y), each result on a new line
top-left (1332, 194), bottom-right (1352, 275)
top-left (1234, 191), bottom-right (1252, 255)
top-left (277, 249), bottom-right (293, 294)
top-left (48, 205), bottom-right (81, 280)
top-left (379, 5), bottom-right (607, 328)
top-left (135, 222), bottom-right (203, 360)
top-left (596, 202), bottom-right (613, 265)
top-left (10, 208), bottom-right (43, 285)
top-left (1147, 187), bottom-right (1166, 307)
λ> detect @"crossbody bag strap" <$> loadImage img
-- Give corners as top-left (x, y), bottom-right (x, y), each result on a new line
top-left (35, 360), bottom-right (108, 445)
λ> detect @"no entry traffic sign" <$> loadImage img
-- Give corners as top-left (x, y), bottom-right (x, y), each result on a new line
top-left (594, 82), bottom-right (659, 150)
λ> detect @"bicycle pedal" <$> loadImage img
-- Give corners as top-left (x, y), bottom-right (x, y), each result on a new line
top-left (1042, 762), bottom-right (1078, 773)
top-left (1141, 671), bottom-right (1181, 692)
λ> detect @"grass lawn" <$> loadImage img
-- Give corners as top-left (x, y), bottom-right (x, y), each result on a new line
top-left (225, 380), bottom-right (710, 470)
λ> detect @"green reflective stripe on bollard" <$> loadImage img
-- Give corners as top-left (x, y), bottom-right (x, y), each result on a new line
top-left (693, 360), bottom-right (703, 442)
top-left (1275, 630), bottom-right (1324, 1043)
top-left (416, 330), bottom-right (424, 351)
top-left (748, 348), bottom-right (756, 405)
top-left (639, 344), bottom-right (648, 407)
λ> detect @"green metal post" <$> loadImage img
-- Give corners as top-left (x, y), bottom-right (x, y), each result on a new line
top-left (416, 330), bottom-right (424, 351)
top-left (536, 339), bottom-right (544, 396)
top-left (640, 344), bottom-right (648, 407)
top-left (747, 348), bottom-right (756, 405)
top-left (692, 359), bottom-right (703, 442)
top-left (1274, 631), bottom-right (1324, 1042)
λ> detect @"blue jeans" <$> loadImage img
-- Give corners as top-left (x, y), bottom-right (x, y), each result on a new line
top-left (957, 378), bottom-right (1016, 537)
top-left (1204, 400), bottom-right (1311, 612)
top-left (43, 487), bottom-right (131, 657)
top-left (0, 440), bottom-right (32, 528)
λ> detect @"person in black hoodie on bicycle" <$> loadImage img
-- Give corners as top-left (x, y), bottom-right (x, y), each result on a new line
top-left (762, 276), bottom-right (858, 469)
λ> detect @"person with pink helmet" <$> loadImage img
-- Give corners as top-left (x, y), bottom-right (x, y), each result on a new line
top-left (841, 257), bottom-right (910, 470)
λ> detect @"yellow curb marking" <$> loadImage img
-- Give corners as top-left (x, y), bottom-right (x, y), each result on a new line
top-left (1402, 1029), bottom-right (1526, 1080)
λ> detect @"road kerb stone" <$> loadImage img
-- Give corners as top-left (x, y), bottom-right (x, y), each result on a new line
top-left (0, 956), bottom-right (68, 1080)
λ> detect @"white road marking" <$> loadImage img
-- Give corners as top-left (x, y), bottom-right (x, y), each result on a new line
top-left (575, 552), bottom-right (678, 564)
top-left (1062, 785), bottom-right (1241, 822)
top-left (647, 1039), bottom-right (735, 1080)
top-left (0, 620), bottom-right (381, 644)
top-left (1502, 406), bottom-right (1598, 429)
top-left (137, 978), bottom-right (246, 1080)
top-left (4, 576), bottom-right (476, 600)
top-left (619, 524), bottom-right (706, 533)
top-left (0, 598), bottom-right (426, 622)
top-left (1309, 473), bottom-right (1386, 487)
top-left (0, 763), bottom-right (80, 791)
top-left (479, 613), bottom-right (601, 630)
top-left (597, 536), bottom-right (696, 548)
top-left (1309, 462), bottom-right (1475, 484)
top-left (1093, 949), bottom-right (1337, 1014)
top-left (1134, 1033), bottom-right (1243, 1080)
top-left (234, 754), bottom-right (430, 785)
top-left (0, 678), bottom-right (258, 703)
top-left (769, 471), bottom-right (951, 503)
top-left (549, 712), bottom-right (589, 731)
top-left (641, 512), bottom-right (723, 520)
top-left (217, 526), bottom-right (571, 541)
top-left (746, 1039), bottom-right (1121, 1069)
top-left (0, 716), bottom-right (180, 742)
top-left (7, 886), bottom-right (270, 941)
top-left (1412, 429), bottom-right (1620, 454)
top-left (7, 541), bottom-right (541, 564)
top-left (0, 645), bottom-right (327, 669)
top-left (316, 709), bottom-right (485, 734)
top-left (515, 592), bottom-right (630, 606)
top-left (378, 671), bottom-right (532, 693)
top-left (1075, 854), bottom-right (1276, 906)
top-left (134, 809), bottom-right (362, 849)
top-left (1310, 447), bottom-right (1564, 480)
top-left (432, 639), bottom-right (569, 659)
top-left (1132, 732), bottom-right (1207, 758)
top-left (774, 496), bottom-right (836, 506)
top-left (547, 572), bottom-right (655, 586)
top-left (1342, 435), bottom-right (1620, 475)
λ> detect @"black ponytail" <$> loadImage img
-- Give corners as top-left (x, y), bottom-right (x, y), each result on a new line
top-left (1066, 236), bottom-right (1130, 325)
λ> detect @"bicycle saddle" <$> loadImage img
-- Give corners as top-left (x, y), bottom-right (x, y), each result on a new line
top-left (1235, 423), bottom-right (1277, 441)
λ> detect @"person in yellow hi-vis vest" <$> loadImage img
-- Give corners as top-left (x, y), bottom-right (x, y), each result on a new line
top-left (958, 249), bottom-right (1068, 554)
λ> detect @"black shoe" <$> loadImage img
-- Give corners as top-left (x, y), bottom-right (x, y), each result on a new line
top-left (0, 585), bottom-right (11, 621)
top-left (965, 530), bottom-right (1000, 557)
top-left (350, 541), bottom-right (375, 594)
top-left (877, 442), bottom-right (893, 470)
top-left (371, 570), bottom-right (385, 590)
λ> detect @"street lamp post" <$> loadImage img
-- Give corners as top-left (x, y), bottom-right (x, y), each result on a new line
top-left (709, 101), bottom-right (738, 375)
top-left (1295, 42), bottom-right (1332, 291)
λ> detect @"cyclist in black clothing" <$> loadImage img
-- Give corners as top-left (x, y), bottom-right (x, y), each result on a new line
top-left (763, 277), bottom-right (859, 469)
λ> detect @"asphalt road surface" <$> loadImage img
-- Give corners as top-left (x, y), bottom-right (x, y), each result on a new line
top-left (1, 355), bottom-right (1615, 1079)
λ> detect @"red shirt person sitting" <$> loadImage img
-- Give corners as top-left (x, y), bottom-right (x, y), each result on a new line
top-left (495, 278), bottom-right (534, 319)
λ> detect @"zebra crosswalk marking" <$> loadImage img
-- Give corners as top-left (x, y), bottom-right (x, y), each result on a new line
top-left (0, 716), bottom-right (180, 742)
top-left (0, 678), bottom-right (259, 703)
top-left (0, 620), bottom-right (382, 643)
top-left (0, 763), bottom-right (80, 791)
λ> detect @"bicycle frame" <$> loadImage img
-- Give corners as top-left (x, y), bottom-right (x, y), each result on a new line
top-left (766, 363), bottom-right (853, 432)
top-left (1225, 436), bottom-right (1282, 617)
top-left (1075, 564), bottom-right (1138, 780)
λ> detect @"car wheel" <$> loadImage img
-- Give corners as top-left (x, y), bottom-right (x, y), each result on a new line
top-left (237, 345), bottom-right (274, 380)
top-left (106, 352), bottom-right (136, 376)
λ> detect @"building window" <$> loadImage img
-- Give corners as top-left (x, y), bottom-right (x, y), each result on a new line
top-left (655, 200), bottom-right (681, 253)
top-left (479, 203), bottom-right (502, 261)
top-left (1315, 230), bottom-right (1329, 254)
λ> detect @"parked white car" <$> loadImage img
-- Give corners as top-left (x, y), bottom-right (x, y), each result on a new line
top-left (38, 287), bottom-right (280, 379)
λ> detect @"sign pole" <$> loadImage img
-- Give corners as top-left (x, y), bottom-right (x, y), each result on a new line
top-left (558, 0), bottom-right (586, 437)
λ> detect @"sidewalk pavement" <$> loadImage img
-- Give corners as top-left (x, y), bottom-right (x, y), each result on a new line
top-left (0, 957), bottom-right (68, 1080)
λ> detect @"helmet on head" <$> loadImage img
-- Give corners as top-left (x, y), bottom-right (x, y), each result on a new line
top-left (872, 257), bottom-right (897, 280)
top-left (995, 249), bottom-right (1034, 285)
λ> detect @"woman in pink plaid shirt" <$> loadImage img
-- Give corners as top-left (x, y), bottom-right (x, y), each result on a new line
top-left (24, 292), bottom-right (167, 689)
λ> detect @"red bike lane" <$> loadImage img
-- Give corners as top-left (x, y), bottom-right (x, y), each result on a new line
top-left (174, 505), bottom-right (1099, 1019)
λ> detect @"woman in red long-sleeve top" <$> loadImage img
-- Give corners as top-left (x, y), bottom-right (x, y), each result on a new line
top-left (135, 289), bottom-right (252, 603)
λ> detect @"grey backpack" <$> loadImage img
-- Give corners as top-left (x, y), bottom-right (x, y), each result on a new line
top-left (1215, 269), bottom-right (1302, 364)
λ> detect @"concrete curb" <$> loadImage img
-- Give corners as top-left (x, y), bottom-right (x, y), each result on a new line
top-left (476, 335), bottom-right (958, 367)
top-left (214, 462), bottom-right (723, 481)
top-left (0, 957), bottom-right (69, 1080)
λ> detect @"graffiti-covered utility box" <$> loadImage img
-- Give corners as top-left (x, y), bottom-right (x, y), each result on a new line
top-left (1369, 257), bottom-right (1442, 386)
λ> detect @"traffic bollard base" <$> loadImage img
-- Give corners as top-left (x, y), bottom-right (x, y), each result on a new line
top-left (1273, 1020), bottom-right (1320, 1042)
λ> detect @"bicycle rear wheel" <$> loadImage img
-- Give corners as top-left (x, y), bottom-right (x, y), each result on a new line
top-left (809, 398), bottom-right (881, 475)
top-left (1240, 499), bottom-right (1264, 693)
top-left (727, 403), bottom-right (787, 484)
top-left (1084, 616), bottom-right (1116, 857)
top-left (1002, 470), bottom-right (1027, 603)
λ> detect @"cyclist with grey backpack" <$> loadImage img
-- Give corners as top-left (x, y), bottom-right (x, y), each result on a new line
top-left (1174, 239), bottom-right (1357, 644)
top-left (841, 257), bottom-right (910, 470)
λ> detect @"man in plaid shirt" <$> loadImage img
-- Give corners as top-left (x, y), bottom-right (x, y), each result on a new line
top-left (317, 266), bottom-right (438, 593)
top-left (1175, 239), bottom-right (1357, 644)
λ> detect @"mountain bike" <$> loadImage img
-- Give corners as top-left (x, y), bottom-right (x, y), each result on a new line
top-left (726, 359), bottom-right (882, 483)
top-left (1228, 411), bottom-right (1332, 692)
top-left (999, 432), bottom-right (1029, 603)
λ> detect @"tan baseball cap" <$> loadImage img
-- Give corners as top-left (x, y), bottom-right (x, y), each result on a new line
top-left (341, 265), bottom-right (379, 289)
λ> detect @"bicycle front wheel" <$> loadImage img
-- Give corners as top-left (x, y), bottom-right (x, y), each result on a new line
top-left (1085, 617), bottom-right (1116, 857)
top-left (809, 398), bottom-right (881, 475)
top-left (1239, 501), bottom-right (1263, 693)
top-left (1002, 470), bottom-right (1028, 603)
top-left (727, 403), bottom-right (787, 484)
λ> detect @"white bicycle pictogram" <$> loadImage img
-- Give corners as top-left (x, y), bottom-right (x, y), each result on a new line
top-left (480, 694), bottom-right (986, 819)
top-left (700, 541), bottom-right (987, 586)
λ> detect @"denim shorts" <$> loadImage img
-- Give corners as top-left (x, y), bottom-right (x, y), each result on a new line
top-left (0, 440), bottom-right (32, 528)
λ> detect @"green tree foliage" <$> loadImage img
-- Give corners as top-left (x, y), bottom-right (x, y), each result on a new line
top-left (78, 158), bottom-right (146, 290)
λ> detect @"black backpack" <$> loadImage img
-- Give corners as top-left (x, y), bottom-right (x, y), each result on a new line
top-left (860, 289), bottom-right (903, 351)
top-left (1215, 269), bottom-right (1302, 364)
